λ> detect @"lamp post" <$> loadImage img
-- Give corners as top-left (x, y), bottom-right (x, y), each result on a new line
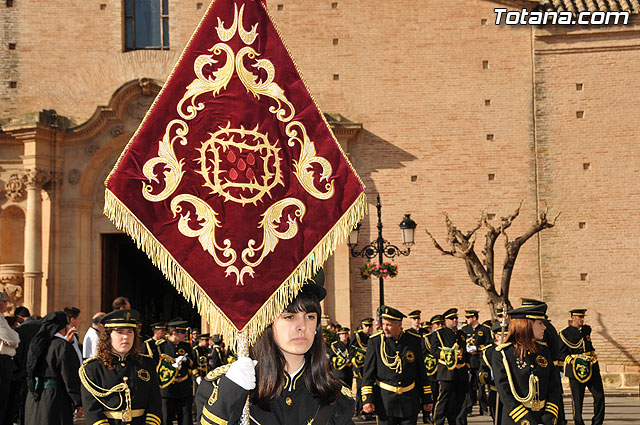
top-left (348, 194), bottom-right (417, 307)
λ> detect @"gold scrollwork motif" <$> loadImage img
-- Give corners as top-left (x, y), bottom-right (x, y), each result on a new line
top-left (196, 123), bottom-right (284, 206)
top-left (286, 121), bottom-right (335, 200)
top-left (236, 46), bottom-right (295, 123)
top-left (177, 43), bottom-right (235, 120)
top-left (241, 198), bottom-right (306, 267)
top-left (171, 194), bottom-right (237, 269)
top-left (142, 119), bottom-right (188, 202)
top-left (216, 3), bottom-right (258, 45)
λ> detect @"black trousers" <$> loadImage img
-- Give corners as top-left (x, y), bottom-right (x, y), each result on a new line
top-left (354, 375), bottom-right (363, 414)
top-left (162, 396), bottom-right (193, 425)
top-left (0, 356), bottom-right (13, 425)
top-left (464, 368), bottom-right (488, 414)
top-left (569, 373), bottom-right (605, 425)
top-left (434, 381), bottom-right (467, 425)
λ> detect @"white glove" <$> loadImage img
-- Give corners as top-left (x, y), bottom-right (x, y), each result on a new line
top-left (172, 355), bottom-right (187, 370)
top-left (466, 345), bottom-right (477, 353)
top-left (225, 357), bottom-right (258, 390)
top-left (196, 376), bottom-right (203, 385)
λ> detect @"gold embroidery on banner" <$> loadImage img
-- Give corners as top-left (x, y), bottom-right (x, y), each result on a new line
top-left (142, 119), bottom-right (187, 202)
top-left (177, 43), bottom-right (234, 120)
top-left (236, 46), bottom-right (295, 122)
top-left (216, 3), bottom-right (258, 45)
top-left (197, 123), bottom-right (284, 205)
top-left (286, 121), bottom-right (335, 199)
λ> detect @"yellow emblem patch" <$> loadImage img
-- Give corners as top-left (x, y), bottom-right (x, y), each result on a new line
top-left (362, 395), bottom-right (367, 402)
top-left (138, 368), bottom-right (151, 382)
top-left (536, 355), bottom-right (548, 368)
top-left (478, 330), bottom-right (484, 336)
top-left (521, 420), bottom-right (530, 425)
top-left (178, 348), bottom-right (186, 356)
top-left (405, 350), bottom-right (415, 363)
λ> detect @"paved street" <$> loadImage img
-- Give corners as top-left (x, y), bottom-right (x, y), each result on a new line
top-left (354, 395), bottom-right (640, 425)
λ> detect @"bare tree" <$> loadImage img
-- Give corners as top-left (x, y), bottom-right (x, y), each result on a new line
top-left (425, 201), bottom-right (559, 320)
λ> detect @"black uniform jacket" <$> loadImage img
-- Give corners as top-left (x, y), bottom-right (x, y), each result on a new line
top-left (195, 366), bottom-right (355, 425)
top-left (461, 323), bottom-right (492, 369)
top-left (559, 325), bottom-right (599, 382)
top-left (80, 353), bottom-right (162, 425)
top-left (429, 327), bottom-right (469, 382)
top-left (362, 329), bottom-right (431, 418)
top-left (349, 330), bottom-right (369, 378)
top-left (330, 340), bottom-right (352, 383)
top-left (143, 337), bottom-right (162, 364)
top-left (478, 343), bottom-right (497, 391)
top-left (491, 342), bottom-right (561, 425)
top-left (156, 338), bottom-right (198, 398)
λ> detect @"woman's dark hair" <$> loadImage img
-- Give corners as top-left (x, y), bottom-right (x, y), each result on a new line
top-left (96, 327), bottom-right (143, 369)
top-left (506, 318), bottom-right (540, 361)
top-left (250, 288), bottom-right (341, 410)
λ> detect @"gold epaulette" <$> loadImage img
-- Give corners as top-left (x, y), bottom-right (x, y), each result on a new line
top-left (140, 353), bottom-right (153, 359)
top-left (155, 339), bottom-right (165, 346)
top-left (370, 330), bottom-right (383, 338)
top-left (496, 342), bottom-right (512, 352)
top-left (205, 364), bottom-right (232, 381)
top-left (341, 385), bottom-right (352, 398)
top-left (82, 357), bottom-right (99, 365)
top-left (406, 329), bottom-right (421, 338)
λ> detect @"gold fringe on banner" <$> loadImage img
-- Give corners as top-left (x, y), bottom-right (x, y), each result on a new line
top-left (104, 188), bottom-right (367, 353)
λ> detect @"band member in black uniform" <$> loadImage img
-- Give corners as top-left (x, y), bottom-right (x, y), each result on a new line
top-left (157, 320), bottom-right (198, 425)
top-left (421, 317), bottom-right (439, 425)
top-left (331, 327), bottom-right (353, 386)
top-left (408, 310), bottom-right (422, 335)
top-left (194, 333), bottom-right (212, 378)
top-left (461, 309), bottom-right (491, 416)
top-left (430, 308), bottom-right (469, 425)
top-left (350, 317), bottom-right (374, 419)
top-left (209, 334), bottom-right (226, 370)
top-left (559, 309), bottom-right (604, 425)
top-left (143, 322), bottom-right (167, 364)
top-left (491, 303), bottom-right (561, 425)
top-left (362, 305), bottom-right (433, 425)
top-left (195, 273), bottom-right (356, 424)
top-left (427, 314), bottom-right (444, 415)
top-left (79, 309), bottom-right (162, 425)
top-left (520, 298), bottom-right (567, 425)
top-left (25, 311), bottom-right (82, 425)
top-left (479, 322), bottom-right (509, 425)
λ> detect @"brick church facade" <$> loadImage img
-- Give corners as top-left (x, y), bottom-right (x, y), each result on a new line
top-left (1, 0), bottom-right (639, 386)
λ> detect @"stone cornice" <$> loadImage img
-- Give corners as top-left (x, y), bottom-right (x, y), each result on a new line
top-left (63, 78), bottom-right (162, 143)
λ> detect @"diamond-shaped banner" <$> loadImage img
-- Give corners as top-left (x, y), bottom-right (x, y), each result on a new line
top-left (104, 0), bottom-right (366, 350)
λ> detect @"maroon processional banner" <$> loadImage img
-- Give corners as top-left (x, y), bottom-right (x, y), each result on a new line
top-left (104, 0), bottom-right (366, 349)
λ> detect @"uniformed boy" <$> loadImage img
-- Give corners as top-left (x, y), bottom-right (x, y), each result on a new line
top-left (350, 317), bottom-right (374, 419)
top-left (156, 320), bottom-right (198, 425)
top-left (408, 310), bottom-right (422, 334)
top-left (461, 309), bottom-right (491, 416)
top-left (194, 333), bottom-right (212, 378)
top-left (430, 308), bottom-right (469, 425)
top-left (559, 309), bottom-right (605, 425)
top-left (143, 322), bottom-right (167, 363)
top-left (330, 327), bottom-right (353, 386)
top-left (362, 305), bottom-right (432, 425)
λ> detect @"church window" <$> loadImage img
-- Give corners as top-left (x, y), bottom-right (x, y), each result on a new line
top-left (124, 0), bottom-right (170, 51)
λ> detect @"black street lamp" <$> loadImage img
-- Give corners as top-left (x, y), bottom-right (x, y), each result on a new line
top-left (348, 194), bottom-right (417, 307)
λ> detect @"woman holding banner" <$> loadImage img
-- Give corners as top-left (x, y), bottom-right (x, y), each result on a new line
top-left (196, 279), bottom-right (355, 425)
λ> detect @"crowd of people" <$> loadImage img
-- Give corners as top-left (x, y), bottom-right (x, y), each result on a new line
top-left (0, 288), bottom-right (605, 425)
